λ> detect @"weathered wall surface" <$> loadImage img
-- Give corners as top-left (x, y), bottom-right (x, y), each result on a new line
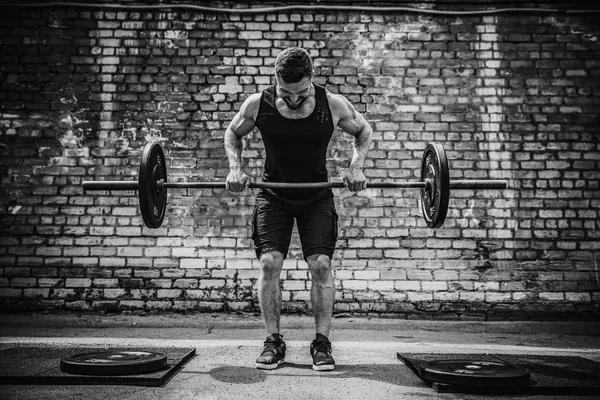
top-left (1, 2), bottom-right (599, 319)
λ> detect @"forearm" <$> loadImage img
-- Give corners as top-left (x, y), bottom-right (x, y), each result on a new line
top-left (349, 124), bottom-right (373, 169)
top-left (224, 128), bottom-right (244, 171)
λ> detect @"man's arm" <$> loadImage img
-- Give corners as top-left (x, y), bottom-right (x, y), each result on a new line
top-left (330, 94), bottom-right (373, 192)
top-left (224, 93), bottom-right (261, 192)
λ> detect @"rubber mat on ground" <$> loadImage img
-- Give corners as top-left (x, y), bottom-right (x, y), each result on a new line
top-left (397, 353), bottom-right (600, 395)
top-left (0, 346), bottom-right (196, 386)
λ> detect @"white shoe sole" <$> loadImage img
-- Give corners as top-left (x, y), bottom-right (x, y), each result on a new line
top-left (312, 364), bottom-right (335, 371)
top-left (255, 359), bottom-right (285, 370)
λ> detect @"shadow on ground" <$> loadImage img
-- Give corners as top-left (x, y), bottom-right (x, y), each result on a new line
top-left (208, 363), bottom-right (425, 387)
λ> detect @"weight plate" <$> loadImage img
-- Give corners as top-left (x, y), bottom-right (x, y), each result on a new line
top-left (419, 359), bottom-right (530, 387)
top-left (420, 142), bottom-right (450, 228)
top-left (60, 350), bottom-right (168, 376)
top-left (139, 142), bottom-right (167, 229)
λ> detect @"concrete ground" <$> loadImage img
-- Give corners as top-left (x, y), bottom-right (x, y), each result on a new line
top-left (1, 312), bottom-right (599, 400)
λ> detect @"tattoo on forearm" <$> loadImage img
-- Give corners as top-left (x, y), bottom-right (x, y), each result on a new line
top-left (224, 129), bottom-right (244, 170)
top-left (351, 126), bottom-right (373, 168)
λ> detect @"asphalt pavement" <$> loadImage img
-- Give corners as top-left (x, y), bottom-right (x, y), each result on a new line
top-left (1, 313), bottom-right (599, 400)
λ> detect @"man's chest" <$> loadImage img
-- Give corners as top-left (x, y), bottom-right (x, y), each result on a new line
top-left (275, 97), bottom-right (316, 119)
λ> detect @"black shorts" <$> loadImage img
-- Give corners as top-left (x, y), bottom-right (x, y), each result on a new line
top-left (251, 192), bottom-right (338, 261)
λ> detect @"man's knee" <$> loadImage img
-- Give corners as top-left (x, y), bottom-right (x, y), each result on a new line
top-left (260, 251), bottom-right (284, 279)
top-left (307, 254), bottom-right (333, 284)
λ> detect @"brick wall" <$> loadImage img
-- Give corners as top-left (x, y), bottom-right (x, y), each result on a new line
top-left (1, 2), bottom-right (599, 320)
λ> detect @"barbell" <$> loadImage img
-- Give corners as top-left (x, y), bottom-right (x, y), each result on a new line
top-left (82, 142), bottom-right (508, 229)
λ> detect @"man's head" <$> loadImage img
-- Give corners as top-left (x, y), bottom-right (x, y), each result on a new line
top-left (274, 47), bottom-right (314, 110)
top-left (274, 47), bottom-right (313, 83)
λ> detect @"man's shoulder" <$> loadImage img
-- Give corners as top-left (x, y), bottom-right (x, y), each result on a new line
top-left (240, 92), bottom-right (264, 117)
top-left (322, 86), bottom-right (344, 103)
top-left (245, 92), bottom-right (263, 104)
top-left (324, 89), bottom-right (350, 116)
top-left (243, 85), bottom-right (275, 107)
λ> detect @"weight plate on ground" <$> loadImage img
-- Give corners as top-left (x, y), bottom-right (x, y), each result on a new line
top-left (420, 142), bottom-right (450, 228)
top-left (139, 142), bottom-right (167, 229)
top-left (60, 350), bottom-right (168, 375)
top-left (419, 359), bottom-right (530, 387)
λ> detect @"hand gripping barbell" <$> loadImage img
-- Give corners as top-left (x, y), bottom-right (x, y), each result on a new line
top-left (82, 142), bottom-right (508, 229)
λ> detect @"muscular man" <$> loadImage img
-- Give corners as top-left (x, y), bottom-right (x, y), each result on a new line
top-left (224, 47), bottom-right (373, 371)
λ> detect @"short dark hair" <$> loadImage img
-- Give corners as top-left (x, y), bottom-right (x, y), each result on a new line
top-left (274, 47), bottom-right (313, 83)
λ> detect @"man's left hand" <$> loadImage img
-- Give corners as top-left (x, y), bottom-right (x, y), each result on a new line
top-left (342, 167), bottom-right (367, 192)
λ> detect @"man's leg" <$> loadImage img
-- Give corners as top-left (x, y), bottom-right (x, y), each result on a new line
top-left (251, 194), bottom-right (294, 370)
top-left (306, 253), bottom-right (335, 337)
top-left (255, 250), bottom-right (287, 369)
top-left (258, 250), bottom-right (285, 335)
top-left (297, 195), bottom-right (338, 371)
top-left (306, 253), bottom-right (336, 371)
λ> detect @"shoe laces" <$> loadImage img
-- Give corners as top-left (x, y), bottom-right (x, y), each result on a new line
top-left (262, 339), bottom-right (283, 356)
top-left (312, 341), bottom-right (332, 357)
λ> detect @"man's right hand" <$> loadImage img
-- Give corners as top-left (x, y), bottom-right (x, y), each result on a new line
top-left (226, 169), bottom-right (250, 192)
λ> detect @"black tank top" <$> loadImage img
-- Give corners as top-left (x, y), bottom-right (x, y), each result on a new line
top-left (255, 84), bottom-right (335, 205)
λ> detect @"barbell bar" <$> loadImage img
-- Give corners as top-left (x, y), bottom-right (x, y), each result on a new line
top-left (81, 142), bottom-right (508, 229)
top-left (82, 180), bottom-right (506, 191)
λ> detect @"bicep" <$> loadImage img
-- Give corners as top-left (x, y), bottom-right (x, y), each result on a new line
top-left (227, 94), bottom-right (260, 138)
top-left (334, 95), bottom-right (369, 137)
top-left (228, 112), bottom-right (255, 139)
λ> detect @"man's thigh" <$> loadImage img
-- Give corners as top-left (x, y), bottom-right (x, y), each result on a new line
top-left (296, 196), bottom-right (338, 260)
top-left (252, 196), bottom-right (295, 259)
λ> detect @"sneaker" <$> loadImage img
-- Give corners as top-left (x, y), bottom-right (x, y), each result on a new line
top-left (255, 334), bottom-right (286, 370)
top-left (310, 339), bottom-right (335, 371)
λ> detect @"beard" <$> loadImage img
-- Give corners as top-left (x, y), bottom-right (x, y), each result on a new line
top-left (283, 95), bottom-right (308, 110)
